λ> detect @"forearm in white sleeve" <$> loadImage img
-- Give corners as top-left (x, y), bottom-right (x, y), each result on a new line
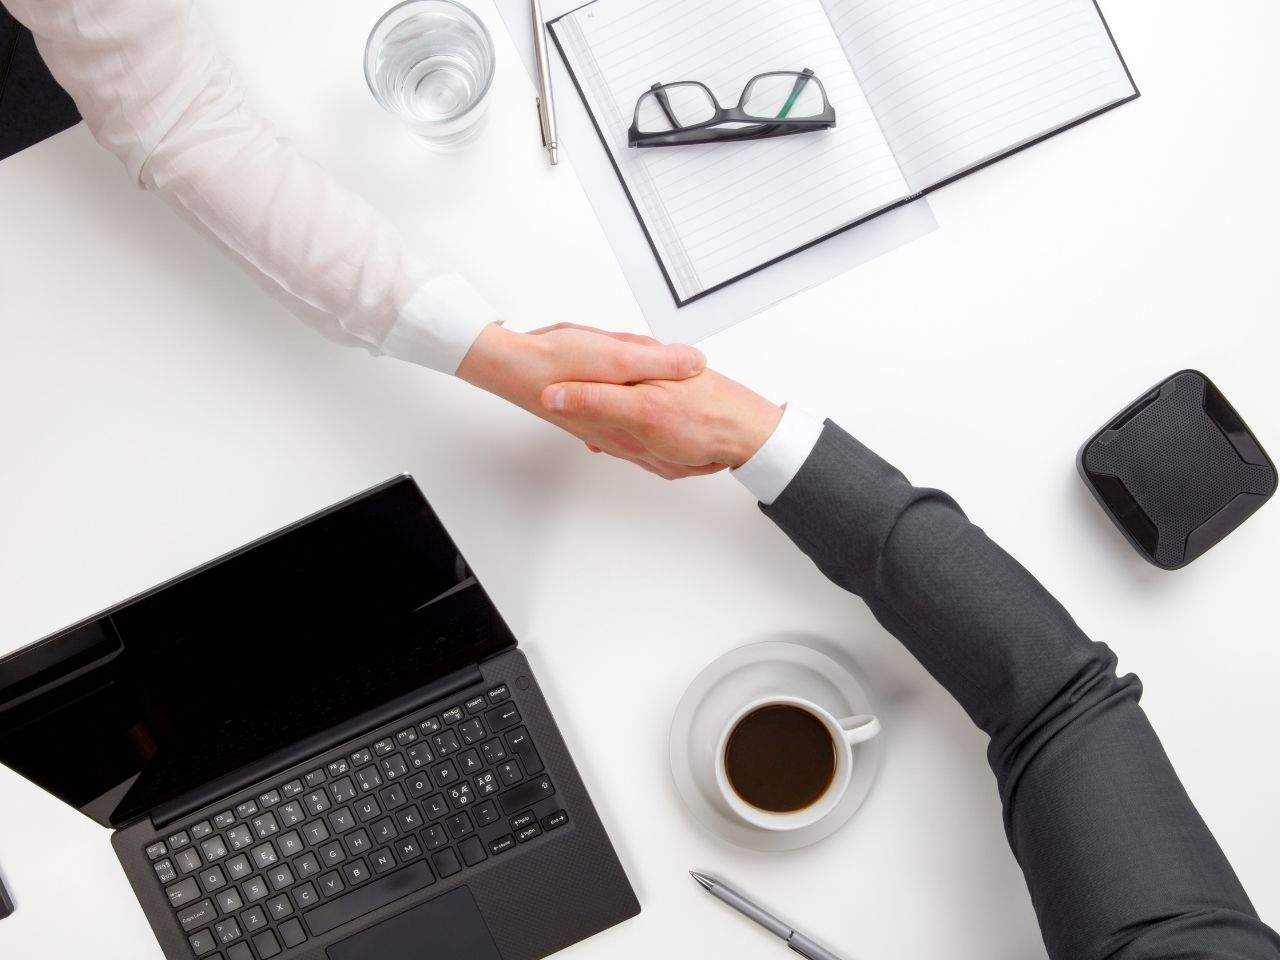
top-left (5, 0), bottom-right (498, 373)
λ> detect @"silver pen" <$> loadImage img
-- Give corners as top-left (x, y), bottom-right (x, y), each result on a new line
top-left (529, 0), bottom-right (559, 165)
top-left (690, 871), bottom-right (847, 960)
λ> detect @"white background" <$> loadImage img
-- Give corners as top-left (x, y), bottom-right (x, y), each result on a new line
top-left (1, 1), bottom-right (1277, 958)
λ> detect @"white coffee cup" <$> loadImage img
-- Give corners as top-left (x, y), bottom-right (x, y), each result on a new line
top-left (715, 695), bottom-right (880, 831)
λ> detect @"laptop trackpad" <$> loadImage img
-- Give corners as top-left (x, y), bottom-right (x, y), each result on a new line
top-left (326, 886), bottom-right (502, 960)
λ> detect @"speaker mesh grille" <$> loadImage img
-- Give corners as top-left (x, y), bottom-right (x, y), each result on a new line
top-left (1084, 372), bottom-right (1275, 566)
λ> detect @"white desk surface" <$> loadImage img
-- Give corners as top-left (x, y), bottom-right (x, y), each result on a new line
top-left (1, 1), bottom-right (1277, 957)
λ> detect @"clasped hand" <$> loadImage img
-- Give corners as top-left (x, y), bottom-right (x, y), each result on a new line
top-left (457, 323), bottom-right (781, 478)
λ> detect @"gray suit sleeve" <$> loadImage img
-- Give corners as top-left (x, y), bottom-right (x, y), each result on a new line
top-left (763, 421), bottom-right (1279, 960)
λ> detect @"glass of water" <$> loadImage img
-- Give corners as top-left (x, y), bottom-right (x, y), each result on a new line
top-left (364, 0), bottom-right (496, 149)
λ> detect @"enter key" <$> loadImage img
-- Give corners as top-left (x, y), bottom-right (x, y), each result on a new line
top-left (505, 727), bottom-right (543, 776)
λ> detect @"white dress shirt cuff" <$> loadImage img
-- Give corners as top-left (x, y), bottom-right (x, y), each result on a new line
top-left (731, 404), bottom-right (825, 505)
top-left (380, 273), bottom-right (503, 374)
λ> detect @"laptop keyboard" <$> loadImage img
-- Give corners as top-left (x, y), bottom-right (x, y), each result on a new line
top-left (144, 684), bottom-right (569, 960)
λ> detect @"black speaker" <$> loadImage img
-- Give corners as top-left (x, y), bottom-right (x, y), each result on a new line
top-left (1078, 370), bottom-right (1276, 569)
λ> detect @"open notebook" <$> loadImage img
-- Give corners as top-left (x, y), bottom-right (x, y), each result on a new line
top-left (549, 0), bottom-right (1137, 306)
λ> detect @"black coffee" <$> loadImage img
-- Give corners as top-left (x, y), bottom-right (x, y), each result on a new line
top-left (724, 704), bottom-right (836, 813)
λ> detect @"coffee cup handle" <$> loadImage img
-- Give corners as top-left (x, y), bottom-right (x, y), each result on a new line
top-left (838, 714), bottom-right (881, 746)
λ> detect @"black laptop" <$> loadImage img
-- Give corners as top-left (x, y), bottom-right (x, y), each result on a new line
top-left (0, 476), bottom-right (638, 960)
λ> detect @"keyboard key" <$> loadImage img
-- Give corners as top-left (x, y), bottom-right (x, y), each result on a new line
top-left (214, 918), bottom-right (242, 945)
top-left (499, 776), bottom-right (556, 815)
top-left (464, 695), bottom-right (487, 715)
top-left (266, 894), bottom-right (293, 920)
top-left (276, 830), bottom-right (304, 857)
top-left (406, 744), bottom-right (434, 769)
top-left (458, 718), bottom-right (485, 745)
top-left (390, 831), bottom-right (423, 863)
top-left (378, 784), bottom-right (407, 810)
top-left (370, 848), bottom-right (396, 873)
top-left (301, 820), bottom-right (330, 846)
top-left (200, 835), bottom-right (228, 862)
top-left (350, 747), bottom-right (372, 766)
top-left (328, 806), bottom-right (355, 833)
top-left (167, 830), bottom-right (191, 850)
top-left (344, 828), bottom-right (372, 856)
top-left (304, 861), bottom-right (434, 937)
top-left (304, 790), bottom-right (331, 815)
top-left (423, 794), bottom-right (449, 819)
top-left (242, 877), bottom-right (269, 903)
top-left (190, 821), bottom-right (213, 840)
top-left (430, 729), bottom-right (461, 756)
top-left (213, 810), bottom-right (236, 829)
top-left (457, 749), bottom-right (483, 776)
top-left (215, 887), bottom-right (243, 915)
top-left (330, 776), bottom-right (357, 804)
top-left (516, 823), bottom-right (542, 843)
top-left (380, 753), bottom-right (407, 780)
top-left (506, 727), bottom-right (544, 775)
top-left (253, 929), bottom-right (283, 960)
top-left (318, 872), bottom-right (346, 898)
top-left (251, 812), bottom-right (279, 839)
top-left (227, 943), bottom-right (253, 960)
top-left (177, 898), bottom-right (217, 932)
top-left (318, 841), bottom-right (347, 868)
top-left (198, 865), bottom-right (226, 893)
top-left (281, 779), bottom-right (304, 799)
top-left (226, 825), bottom-right (254, 852)
top-left (292, 882), bottom-right (319, 909)
top-left (441, 706), bottom-right (465, 724)
top-left (431, 760), bottom-right (459, 787)
top-left (268, 864), bottom-right (295, 891)
top-left (327, 758), bottom-right (350, 778)
top-left (431, 848), bottom-right (462, 878)
top-left (395, 727), bottom-right (418, 747)
top-left (356, 768), bottom-right (383, 793)
top-left (342, 859), bottom-right (370, 885)
top-left (153, 859), bottom-right (177, 884)
top-left (497, 761), bottom-right (523, 787)
top-left (407, 773), bottom-right (433, 798)
top-left (294, 853), bottom-right (321, 879)
top-left (474, 772), bottom-right (497, 796)
top-left (422, 824), bottom-right (448, 850)
top-left (486, 684), bottom-right (510, 704)
top-left (417, 716), bottom-right (441, 736)
top-left (240, 905), bottom-right (268, 932)
top-left (447, 783), bottom-right (474, 808)
top-left (304, 769), bottom-right (326, 788)
top-left (458, 836), bottom-right (487, 867)
top-left (166, 877), bottom-right (200, 908)
top-left (509, 811), bottom-right (537, 831)
top-left (485, 703), bottom-right (521, 732)
top-left (395, 806), bottom-right (423, 832)
top-left (373, 738), bottom-right (395, 756)
top-left (250, 843), bottom-right (278, 870)
top-left (146, 841), bottom-right (167, 860)
top-left (235, 801), bottom-right (258, 820)
top-left (188, 928), bottom-right (217, 957)
top-left (446, 812), bottom-right (473, 839)
top-left (488, 834), bottom-right (515, 855)
top-left (225, 854), bottom-right (252, 881)
top-left (278, 801), bottom-right (304, 827)
top-left (472, 801), bottom-right (499, 827)
top-left (279, 918), bottom-right (307, 949)
top-left (258, 789), bottom-right (281, 808)
top-left (481, 739), bottom-right (507, 765)
top-left (175, 849), bottom-right (204, 875)
top-left (370, 817), bottom-right (398, 844)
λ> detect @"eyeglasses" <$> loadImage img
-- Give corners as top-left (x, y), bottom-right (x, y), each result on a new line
top-left (628, 68), bottom-right (835, 148)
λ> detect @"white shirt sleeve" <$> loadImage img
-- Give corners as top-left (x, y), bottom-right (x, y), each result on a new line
top-left (731, 405), bottom-right (825, 506)
top-left (6, 0), bottom-right (498, 374)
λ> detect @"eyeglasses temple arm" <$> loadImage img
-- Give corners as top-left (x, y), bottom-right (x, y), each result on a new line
top-left (649, 83), bottom-right (682, 129)
top-left (776, 67), bottom-right (816, 119)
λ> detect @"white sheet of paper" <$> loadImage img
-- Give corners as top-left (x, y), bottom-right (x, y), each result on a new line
top-left (494, 0), bottom-right (937, 345)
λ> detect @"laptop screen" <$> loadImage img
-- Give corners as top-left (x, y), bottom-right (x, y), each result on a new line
top-left (0, 477), bottom-right (515, 828)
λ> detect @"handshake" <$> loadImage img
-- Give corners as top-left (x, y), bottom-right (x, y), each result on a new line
top-left (457, 323), bottom-right (784, 479)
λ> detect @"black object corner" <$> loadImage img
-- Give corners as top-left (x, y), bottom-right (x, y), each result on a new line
top-left (1077, 370), bottom-right (1276, 570)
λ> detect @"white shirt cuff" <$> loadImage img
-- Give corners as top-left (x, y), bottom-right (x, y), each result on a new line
top-left (380, 273), bottom-right (503, 374)
top-left (731, 404), bottom-right (824, 505)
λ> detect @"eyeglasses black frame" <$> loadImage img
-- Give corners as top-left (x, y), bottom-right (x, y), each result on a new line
top-left (627, 68), bottom-right (836, 148)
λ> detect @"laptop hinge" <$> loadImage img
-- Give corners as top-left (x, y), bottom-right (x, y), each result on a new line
top-left (151, 663), bottom-right (483, 830)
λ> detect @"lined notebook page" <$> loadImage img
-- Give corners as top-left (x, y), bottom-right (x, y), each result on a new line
top-left (552, 0), bottom-right (911, 302)
top-left (823, 0), bottom-right (1136, 191)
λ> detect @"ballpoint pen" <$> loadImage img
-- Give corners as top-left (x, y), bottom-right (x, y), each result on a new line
top-left (529, 0), bottom-right (559, 165)
top-left (690, 871), bottom-right (846, 960)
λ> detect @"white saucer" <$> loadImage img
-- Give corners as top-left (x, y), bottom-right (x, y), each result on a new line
top-left (669, 639), bottom-right (881, 852)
